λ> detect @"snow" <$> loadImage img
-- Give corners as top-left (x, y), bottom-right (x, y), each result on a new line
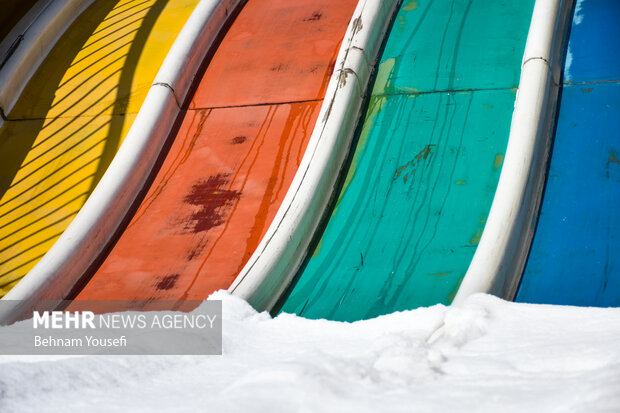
top-left (1, 291), bottom-right (619, 412)
top-left (564, 46), bottom-right (573, 82)
top-left (574, 0), bottom-right (585, 25)
top-left (564, 0), bottom-right (586, 82)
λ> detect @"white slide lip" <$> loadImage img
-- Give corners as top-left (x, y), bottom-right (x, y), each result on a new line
top-left (1, 0), bottom-right (244, 323)
top-left (0, 0), bottom-right (97, 129)
top-left (229, 0), bottom-right (401, 312)
top-left (453, 0), bottom-right (575, 304)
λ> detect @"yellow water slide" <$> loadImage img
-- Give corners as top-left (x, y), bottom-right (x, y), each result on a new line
top-left (0, 0), bottom-right (199, 295)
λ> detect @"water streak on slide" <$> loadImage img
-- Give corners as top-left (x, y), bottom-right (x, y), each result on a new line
top-left (73, 0), bottom-right (357, 305)
top-left (0, 0), bottom-right (199, 296)
top-left (517, 0), bottom-right (620, 306)
top-left (280, 0), bottom-right (535, 321)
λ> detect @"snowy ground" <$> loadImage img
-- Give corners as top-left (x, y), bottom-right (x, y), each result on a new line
top-left (0, 291), bottom-right (619, 412)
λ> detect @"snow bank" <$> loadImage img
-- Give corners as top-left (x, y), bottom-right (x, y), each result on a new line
top-left (0, 292), bottom-right (619, 412)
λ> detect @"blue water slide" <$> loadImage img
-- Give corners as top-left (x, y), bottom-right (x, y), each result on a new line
top-left (517, 0), bottom-right (620, 306)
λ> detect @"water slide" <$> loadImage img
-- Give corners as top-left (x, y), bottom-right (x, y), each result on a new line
top-left (517, 0), bottom-right (620, 306)
top-left (276, 0), bottom-right (540, 322)
top-left (0, 0), bottom-right (200, 296)
top-left (1, 0), bottom-right (590, 325)
top-left (71, 0), bottom-right (360, 306)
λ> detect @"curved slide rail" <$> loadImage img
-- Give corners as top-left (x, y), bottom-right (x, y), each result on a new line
top-left (0, 0), bottom-right (42, 59)
top-left (517, 0), bottom-right (620, 306)
top-left (0, 0), bottom-right (208, 319)
top-left (453, 0), bottom-right (574, 303)
top-left (278, 0), bottom-right (536, 322)
top-left (0, 0), bottom-right (97, 130)
top-left (230, 0), bottom-right (401, 311)
top-left (71, 0), bottom-right (359, 308)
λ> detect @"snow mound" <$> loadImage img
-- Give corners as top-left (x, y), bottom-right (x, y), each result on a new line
top-left (0, 292), bottom-right (619, 412)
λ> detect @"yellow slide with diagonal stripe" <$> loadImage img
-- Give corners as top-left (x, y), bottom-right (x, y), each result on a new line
top-left (0, 0), bottom-right (199, 296)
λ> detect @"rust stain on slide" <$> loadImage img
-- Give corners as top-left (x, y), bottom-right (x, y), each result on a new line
top-left (74, 0), bottom-right (356, 304)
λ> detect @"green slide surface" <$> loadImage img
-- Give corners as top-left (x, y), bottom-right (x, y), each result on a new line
top-left (280, 0), bottom-right (534, 321)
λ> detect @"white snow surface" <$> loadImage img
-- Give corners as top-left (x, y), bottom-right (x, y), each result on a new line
top-left (564, 0), bottom-right (586, 82)
top-left (564, 45), bottom-right (573, 82)
top-left (1, 291), bottom-right (619, 412)
top-left (574, 0), bottom-right (585, 25)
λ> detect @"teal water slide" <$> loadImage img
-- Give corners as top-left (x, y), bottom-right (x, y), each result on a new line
top-left (278, 0), bottom-right (536, 321)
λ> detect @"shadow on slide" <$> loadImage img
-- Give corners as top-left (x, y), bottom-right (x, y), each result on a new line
top-left (0, 0), bottom-right (172, 295)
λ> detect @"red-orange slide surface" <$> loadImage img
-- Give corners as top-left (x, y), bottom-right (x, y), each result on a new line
top-left (74, 0), bottom-right (357, 302)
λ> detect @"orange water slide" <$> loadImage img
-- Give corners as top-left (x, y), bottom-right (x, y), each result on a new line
top-left (74, 0), bottom-right (357, 303)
